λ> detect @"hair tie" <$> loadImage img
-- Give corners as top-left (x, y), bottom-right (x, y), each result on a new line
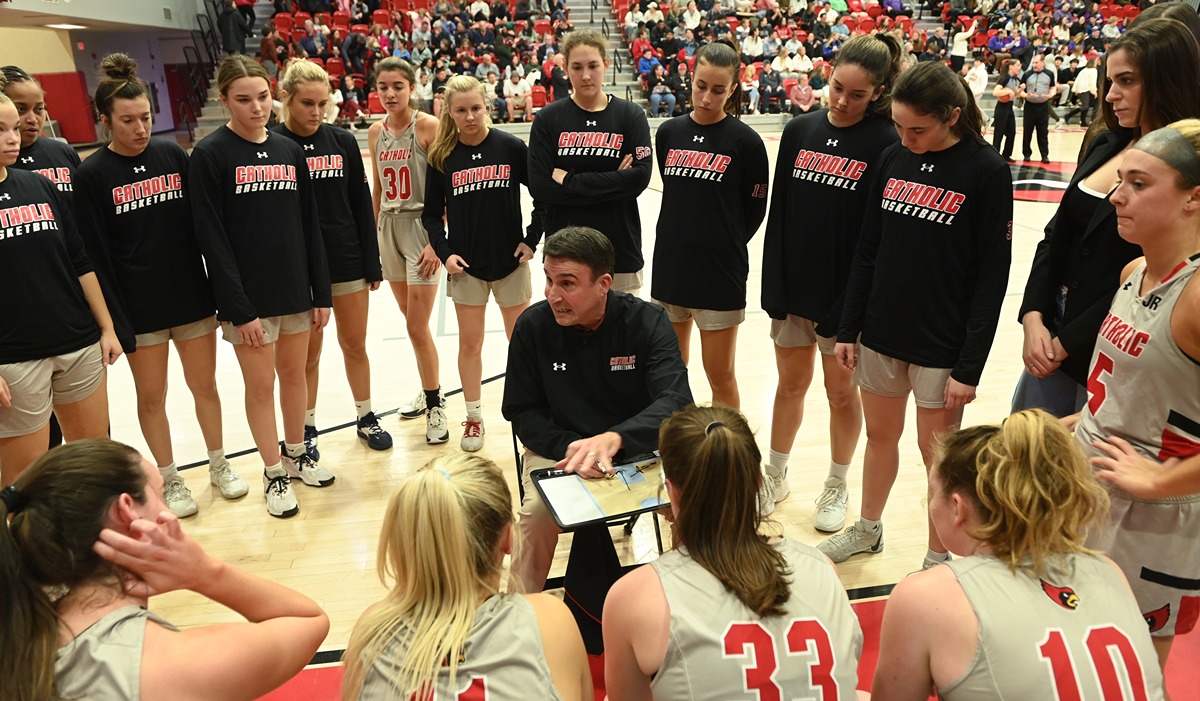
top-left (704, 421), bottom-right (725, 436)
top-left (1, 485), bottom-right (27, 514)
top-left (435, 468), bottom-right (452, 482)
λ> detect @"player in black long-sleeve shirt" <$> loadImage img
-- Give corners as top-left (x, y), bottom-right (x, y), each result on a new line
top-left (74, 55), bottom-right (241, 518)
top-left (820, 62), bottom-right (1012, 570)
top-left (760, 34), bottom-right (902, 529)
top-left (424, 76), bottom-right (544, 453)
top-left (0, 95), bottom-right (121, 484)
top-left (502, 227), bottom-right (692, 593)
top-left (527, 30), bottom-right (653, 293)
top-left (273, 60), bottom-right (392, 456)
top-left (651, 42), bottom-right (769, 411)
top-left (4, 65), bottom-right (85, 451)
top-left (190, 55), bottom-right (333, 519)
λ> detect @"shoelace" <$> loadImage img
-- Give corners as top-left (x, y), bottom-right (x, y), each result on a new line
top-left (165, 479), bottom-right (191, 501)
top-left (828, 525), bottom-right (870, 548)
top-left (210, 464), bottom-right (239, 485)
top-left (265, 474), bottom-right (291, 497)
top-left (293, 453), bottom-right (318, 472)
top-left (462, 420), bottom-right (483, 437)
top-left (428, 407), bottom-right (448, 430)
top-left (814, 484), bottom-right (845, 509)
top-left (360, 419), bottom-right (387, 436)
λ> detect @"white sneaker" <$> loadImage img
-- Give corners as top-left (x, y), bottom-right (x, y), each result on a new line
top-left (1054, 118), bottom-right (1065, 130)
top-left (283, 451), bottom-right (336, 487)
top-left (426, 404), bottom-right (450, 444)
top-left (460, 418), bottom-right (484, 452)
top-left (399, 389), bottom-right (445, 419)
top-left (813, 476), bottom-right (849, 533)
top-left (757, 464), bottom-right (786, 517)
top-left (209, 460), bottom-right (249, 500)
top-left (263, 467), bottom-right (299, 518)
top-left (817, 521), bottom-right (884, 563)
top-left (921, 551), bottom-right (953, 571)
top-left (164, 476), bottom-right (198, 518)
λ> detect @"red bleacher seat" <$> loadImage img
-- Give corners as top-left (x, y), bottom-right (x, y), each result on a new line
top-left (533, 19), bottom-right (552, 36)
top-left (333, 10), bottom-right (352, 25)
top-left (1098, 3), bottom-right (1115, 18)
top-left (351, 23), bottom-right (370, 34)
top-left (293, 11), bottom-right (312, 25)
top-left (309, 57), bottom-right (325, 68)
top-left (368, 91), bottom-right (386, 114)
top-left (858, 17), bottom-right (875, 32)
top-left (373, 9), bottom-right (392, 27)
top-left (841, 16), bottom-right (857, 31)
top-left (727, 16), bottom-right (739, 30)
top-left (316, 12), bottom-right (332, 26)
top-left (274, 14), bottom-right (295, 33)
top-left (326, 57), bottom-right (346, 78)
top-left (866, 4), bottom-right (884, 18)
top-left (1122, 4), bottom-right (1139, 19)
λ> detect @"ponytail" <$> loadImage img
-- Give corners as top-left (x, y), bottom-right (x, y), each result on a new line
top-left (891, 60), bottom-right (985, 144)
top-left (833, 33), bottom-right (902, 119)
top-left (695, 39), bottom-right (744, 118)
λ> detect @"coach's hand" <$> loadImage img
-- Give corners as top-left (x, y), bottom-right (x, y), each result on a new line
top-left (558, 432), bottom-right (623, 479)
top-left (446, 254), bottom-right (469, 275)
top-left (1021, 311), bottom-right (1059, 377)
top-left (238, 318), bottom-right (266, 348)
top-left (834, 342), bottom-right (857, 373)
top-left (943, 378), bottom-right (977, 410)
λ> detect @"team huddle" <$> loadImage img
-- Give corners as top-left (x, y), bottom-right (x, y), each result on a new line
top-left (0, 9), bottom-right (1199, 700)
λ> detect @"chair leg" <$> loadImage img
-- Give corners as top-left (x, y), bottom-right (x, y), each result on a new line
top-left (653, 512), bottom-right (663, 553)
top-left (512, 431), bottom-right (524, 501)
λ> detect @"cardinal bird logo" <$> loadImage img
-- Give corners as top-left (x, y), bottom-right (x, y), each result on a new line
top-left (1041, 580), bottom-right (1080, 610)
top-left (1144, 604), bottom-right (1171, 633)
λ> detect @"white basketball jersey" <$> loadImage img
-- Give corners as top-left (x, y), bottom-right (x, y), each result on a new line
top-left (373, 116), bottom-right (428, 214)
top-left (649, 538), bottom-right (862, 701)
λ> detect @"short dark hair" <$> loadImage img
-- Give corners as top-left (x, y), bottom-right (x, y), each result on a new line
top-left (543, 227), bottom-right (614, 280)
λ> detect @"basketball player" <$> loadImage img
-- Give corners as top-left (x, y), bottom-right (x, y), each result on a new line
top-left (821, 62), bottom-right (1012, 570)
top-left (1075, 120), bottom-right (1200, 677)
top-left (651, 41), bottom-right (769, 413)
top-left (1015, 19), bottom-right (1200, 416)
top-left (367, 57), bottom-right (448, 443)
top-left (528, 29), bottom-right (653, 294)
top-left (0, 88), bottom-right (120, 484)
top-left (604, 404), bottom-right (863, 700)
top-left (0, 440), bottom-right (330, 701)
top-left (342, 454), bottom-right (592, 701)
top-left (190, 55), bottom-right (334, 518)
top-left (761, 34), bottom-right (901, 527)
top-left (873, 411), bottom-right (1163, 699)
top-left (4, 65), bottom-right (83, 450)
top-left (274, 60), bottom-right (393, 455)
top-left (424, 75), bottom-right (540, 452)
top-left (74, 54), bottom-right (243, 518)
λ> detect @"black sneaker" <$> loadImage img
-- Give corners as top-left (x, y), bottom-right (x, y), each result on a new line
top-left (357, 412), bottom-right (393, 450)
top-left (303, 424), bottom-right (320, 460)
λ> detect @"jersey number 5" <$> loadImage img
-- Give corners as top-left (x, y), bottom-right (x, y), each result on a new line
top-left (383, 165), bottom-right (412, 201)
top-left (1038, 626), bottom-right (1149, 701)
top-left (722, 619), bottom-right (840, 701)
top-left (1087, 352), bottom-right (1115, 416)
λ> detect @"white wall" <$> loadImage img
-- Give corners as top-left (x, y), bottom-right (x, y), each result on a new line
top-left (72, 32), bottom-right (179, 132)
top-left (0, 0), bottom-right (211, 32)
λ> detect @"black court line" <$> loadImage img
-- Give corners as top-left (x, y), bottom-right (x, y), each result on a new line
top-left (1142, 567), bottom-right (1200, 591)
top-left (177, 372), bottom-right (507, 471)
top-left (302, 581), bottom-right (897, 666)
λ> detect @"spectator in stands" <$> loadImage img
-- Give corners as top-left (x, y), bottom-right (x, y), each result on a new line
top-left (470, 21), bottom-right (496, 52)
top-left (771, 49), bottom-right (795, 78)
top-left (758, 60), bottom-right (785, 111)
top-left (713, 13), bottom-right (731, 38)
top-left (647, 63), bottom-right (676, 116)
top-left (949, 21), bottom-right (975, 72)
top-left (787, 71), bottom-right (816, 115)
top-left (503, 70), bottom-right (534, 121)
top-left (756, 0), bottom-right (783, 25)
top-left (882, 0), bottom-right (911, 18)
top-left (411, 18), bottom-right (432, 46)
top-left (763, 29), bottom-right (782, 60)
top-left (219, 0), bottom-right (254, 55)
top-left (683, 0), bottom-right (704, 28)
top-left (740, 62), bottom-right (760, 113)
top-left (1083, 25), bottom-right (1105, 52)
top-left (645, 0), bottom-right (666, 23)
top-left (481, 70), bottom-right (507, 119)
top-left (491, 0), bottom-right (510, 21)
top-left (638, 47), bottom-right (662, 78)
top-left (966, 57), bottom-right (989, 113)
top-left (410, 38), bottom-right (432, 64)
top-left (343, 32), bottom-right (368, 74)
top-left (235, 0), bottom-right (257, 27)
top-left (681, 28), bottom-right (701, 58)
top-left (659, 28), bottom-right (681, 60)
top-left (337, 74), bottom-right (368, 128)
top-left (741, 26), bottom-right (765, 62)
top-left (667, 59), bottom-right (691, 114)
top-left (550, 53), bottom-right (572, 101)
top-left (516, 0), bottom-right (535, 20)
top-left (416, 71), bottom-right (435, 113)
top-left (392, 41), bottom-right (412, 60)
top-left (351, 0), bottom-right (370, 25)
top-left (472, 53), bottom-right (498, 81)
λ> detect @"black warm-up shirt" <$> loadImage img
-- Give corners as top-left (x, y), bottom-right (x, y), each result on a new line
top-left (424, 129), bottom-right (542, 282)
top-left (651, 114), bottom-right (769, 311)
top-left (528, 96), bottom-right (653, 274)
top-left (0, 168), bottom-right (98, 363)
top-left (14, 136), bottom-right (81, 204)
top-left (761, 111), bottom-right (899, 334)
top-left (838, 138), bottom-right (1012, 387)
top-left (74, 141), bottom-right (215, 346)
top-left (502, 292), bottom-right (693, 461)
top-left (273, 123), bottom-right (382, 284)
top-left (189, 126), bottom-right (331, 326)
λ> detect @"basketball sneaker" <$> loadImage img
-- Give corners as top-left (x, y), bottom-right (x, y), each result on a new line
top-left (356, 412), bottom-right (393, 450)
top-left (399, 389), bottom-right (445, 419)
top-left (209, 459), bottom-right (249, 500)
top-left (303, 423), bottom-right (320, 460)
top-left (757, 465), bottom-right (784, 517)
top-left (283, 450), bottom-right (336, 487)
top-left (921, 551), bottom-right (953, 571)
top-left (461, 418), bottom-right (485, 452)
top-left (817, 521), bottom-right (884, 563)
top-left (426, 404), bottom-right (450, 444)
top-left (813, 476), bottom-right (849, 532)
top-left (164, 476), bottom-right (198, 518)
top-left (263, 467), bottom-right (299, 518)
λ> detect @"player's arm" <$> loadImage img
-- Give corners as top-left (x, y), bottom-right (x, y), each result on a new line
top-left (602, 566), bottom-right (666, 701)
top-left (741, 132), bottom-right (770, 240)
top-left (501, 315), bottom-right (583, 460)
top-left (526, 114), bottom-right (575, 205)
top-left (527, 594), bottom-right (594, 701)
top-left (871, 574), bottom-right (939, 701)
top-left (559, 106), bottom-right (653, 202)
top-left (343, 130), bottom-right (382, 283)
top-left (761, 122), bottom-right (797, 320)
top-left (368, 121), bottom-right (384, 221)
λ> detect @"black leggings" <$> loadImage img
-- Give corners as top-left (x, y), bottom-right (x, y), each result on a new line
top-left (992, 103), bottom-right (1015, 158)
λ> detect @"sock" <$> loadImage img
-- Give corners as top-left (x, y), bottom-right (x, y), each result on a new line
top-left (158, 463), bottom-right (179, 482)
top-left (305, 408), bottom-right (316, 427)
top-left (284, 442), bottom-right (306, 459)
top-left (465, 399), bottom-right (482, 420)
top-left (926, 548), bottom-right (951, 562)
top-left (264, 462), bottom-right (286, 478)
top-left (355, 399), bottom-right (372, 420)
top-left (858, 517), bottom-right (882, 533)
top-left (206, 448), bottom-right (226, 467)
top-left (828, 460), bottom-right (850, 481)
top-left (424, 387), bottom-right (442, 409)
top-left (768, 449), bottom-right (788, 475)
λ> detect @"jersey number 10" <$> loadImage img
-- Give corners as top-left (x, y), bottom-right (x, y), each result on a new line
top-left (722, 619), bottom-right (840, 700)
top-left (383, 165), bottom-right (412, 201)
top-left (1038, 626), bottom-right (1149, 700)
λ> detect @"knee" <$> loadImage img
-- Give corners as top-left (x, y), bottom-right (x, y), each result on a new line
top-left (244, 376), bottom-right (275, 400)
top-left (776, 371), bottom-right (814, 398)
top-left (338, 337), bottom-right (368, 362)
top-left (405, 316), bottom-right (432, 341)
top-left (186, 377), bottom-right (220, 402)
top-left (459, 338), bottom-right (484, 357)
top-left (136, 389), bottom-right (168, 412)
top-left (825, 383), bottom-right (859, 411)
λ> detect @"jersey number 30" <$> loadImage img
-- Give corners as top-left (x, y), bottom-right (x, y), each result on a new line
top-left (722, 619), bottom-right (840, 700)
top-left (382, 165), bottom-right (412, 201)
top-left (1039, 626), bottom-right (1149, 701)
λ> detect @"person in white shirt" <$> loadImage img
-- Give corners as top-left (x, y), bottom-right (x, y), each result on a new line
top-left (469, 0), bottom-right (490, 18)
top-left (966, 58), bottom-right (989, 113)
top-left (503, 72), bottom-right (533, 122)
top-left (644, 1), bottom-right (665, 23)
top-left (682, 0), bottom-right (703, 29)
top-left (624, 6), bottom-right (645, 41)
top-left (1062, 56), bottom-right (1097, 127)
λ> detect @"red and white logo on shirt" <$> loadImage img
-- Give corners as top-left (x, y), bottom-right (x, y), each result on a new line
top-left (451, 164), bottom-right (512, 196)
top-left (880, 178), bottom-right (965, 225)
top-left (305, 154), bottom-right (345, 180)
top-left (557, 132), bottom-right (624, 158)
top-left (112, 173), bottom-right (184, 214)
top-left (0, 201), bottom-right (58, 239)
top-left (234, 164), bottom-right (298, 194)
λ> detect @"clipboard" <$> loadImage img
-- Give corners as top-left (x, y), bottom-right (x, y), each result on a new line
top-left (531, 453), bottom-right (669, 530)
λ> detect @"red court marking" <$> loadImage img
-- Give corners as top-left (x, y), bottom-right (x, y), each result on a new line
top-left (257, 599), bottom-right (1200, 700)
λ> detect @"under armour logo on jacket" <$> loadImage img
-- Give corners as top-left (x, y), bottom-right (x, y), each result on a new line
top-left (134, 166), bottom-right (146, 173)
top-left (586, 120), bottom-right (597, 126)
top-left (826, 139), bottom-right (838, 146)
top-left (20, 157), bottom-right (33, 163)
top-left (552, 362), bottom-right (567, 371)
top-left (693, 135), bottom-right (704, 143)
top-left (257, 152), bottom-right (269, 159)
top-left (472, 153), bottom-right (482, 160)
top-left (920, 164), bottom-right (935, 172)
top-left (0, 194), bottom-right (9, 201)
top-left (303, 144), bottom-right (315, 151)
